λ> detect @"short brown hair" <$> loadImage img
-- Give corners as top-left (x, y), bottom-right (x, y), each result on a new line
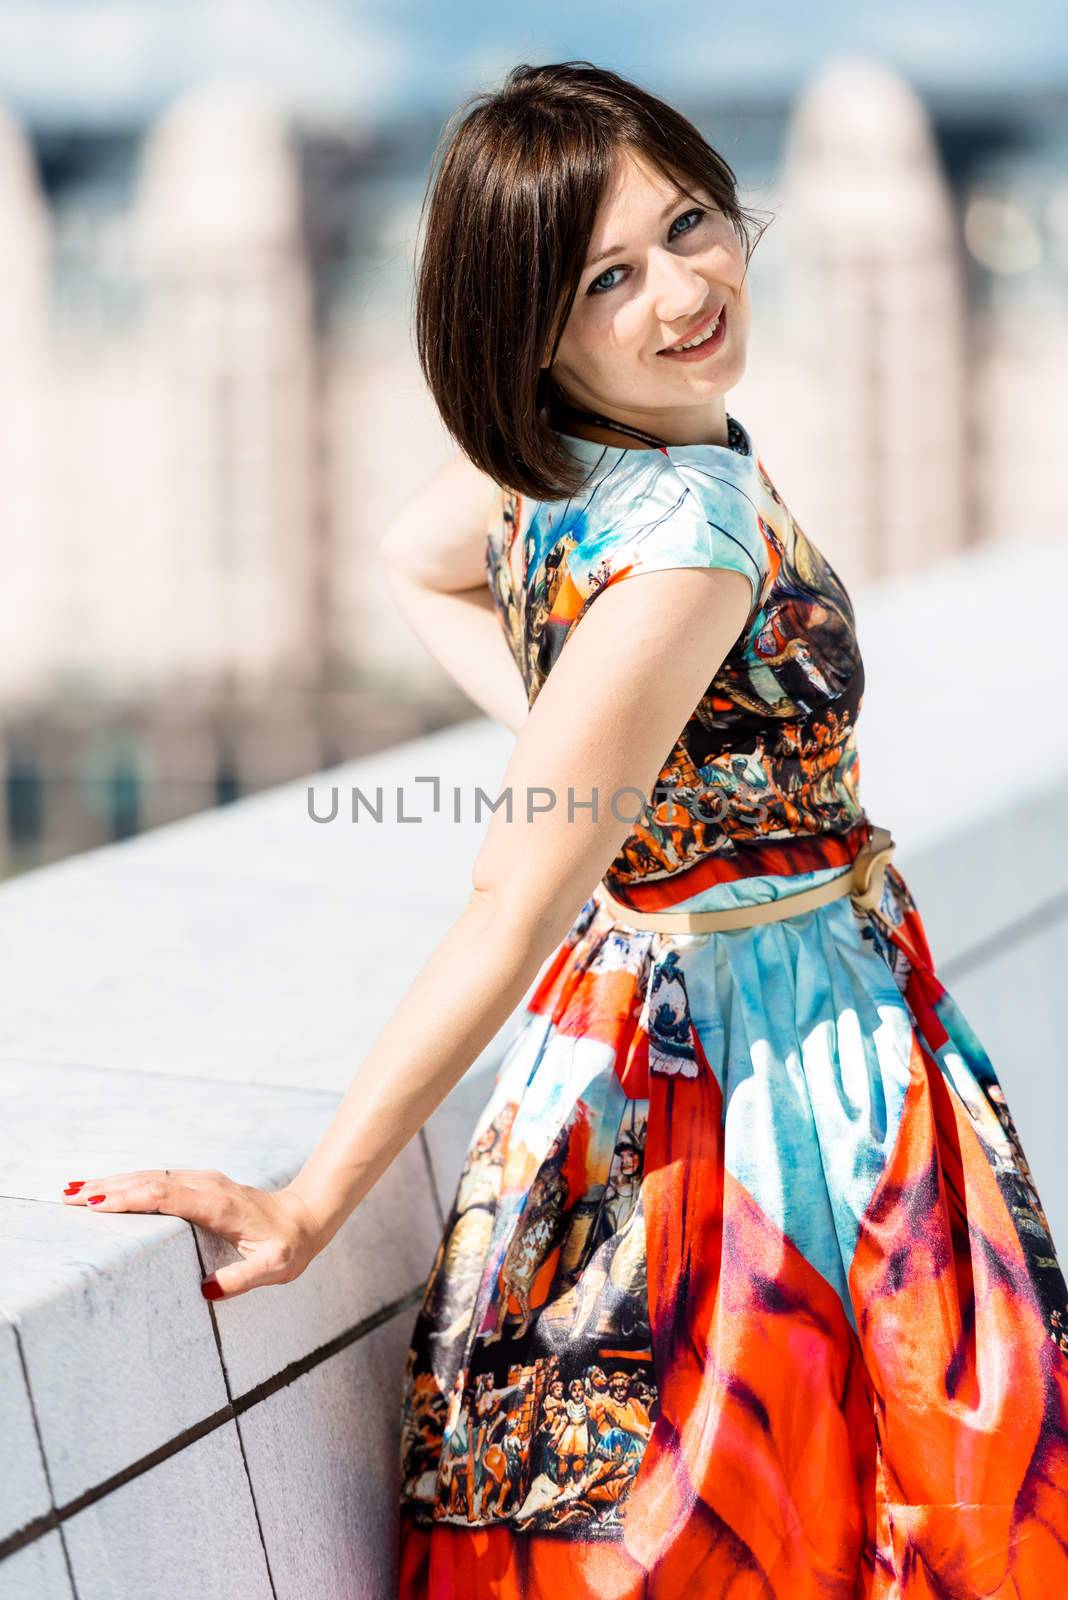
top-left (413, 61), bottom-right (771, 502)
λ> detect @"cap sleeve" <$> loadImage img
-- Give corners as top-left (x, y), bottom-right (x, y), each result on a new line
top-left (575, 453), bottom-right (770, 634)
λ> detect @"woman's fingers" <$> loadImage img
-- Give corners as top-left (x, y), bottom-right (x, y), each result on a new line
top-left (196, 1190), bottom-right (323, 1300)
top-left (64, 1171), bottom-right (244, 1236)
top-left (205, 1231), bottom-right (302, 1300)
top-left (62, 1169), bottom-right (225, 1206)
top-left (61, 1171), bottom-right (325, 1302)
top-left (62, 1170), bottom-right (162, 1203)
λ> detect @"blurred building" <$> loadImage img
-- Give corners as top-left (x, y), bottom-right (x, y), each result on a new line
top-left (766, 57), bottom-right (968, 576)
top-left (721, 67), bottom-right (1068, 583)
top-left (137, 82), bottom-right (320, 692)
top-left (0, 106), bottom-right (53, 863)
top-left (0, 87), bottom-right (466, 877)
top-left (0, 60), bottom-right (1066, 876)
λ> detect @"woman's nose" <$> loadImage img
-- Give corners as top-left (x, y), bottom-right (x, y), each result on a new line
top-left (648, 251), bottom-right (713, 325)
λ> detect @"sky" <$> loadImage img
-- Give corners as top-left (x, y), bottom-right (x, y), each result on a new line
top-left (0, 0), bottom-right (1064, 131)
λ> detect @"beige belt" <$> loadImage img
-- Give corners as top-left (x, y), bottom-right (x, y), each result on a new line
top-left (597, 825), bottom-right (895, 933)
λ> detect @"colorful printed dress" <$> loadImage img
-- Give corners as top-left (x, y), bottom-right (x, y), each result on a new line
top-left (396, 414), bottom-right (1068, 1598)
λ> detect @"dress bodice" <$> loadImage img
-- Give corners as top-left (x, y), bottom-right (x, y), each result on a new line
top-left (484, 415), bottom-right (872, 909)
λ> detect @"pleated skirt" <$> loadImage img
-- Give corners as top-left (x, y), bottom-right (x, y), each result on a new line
top-left (396, 853), bottom-right (1068, 1598)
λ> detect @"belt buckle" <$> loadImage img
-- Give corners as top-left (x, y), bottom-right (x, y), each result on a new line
top-left (849, 826), bottom-right (895, 911)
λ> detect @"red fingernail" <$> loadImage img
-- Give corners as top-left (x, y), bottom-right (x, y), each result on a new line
top-left (65, 1181), bottom-right (85, 1191)
top-left (201, 1278), bottom-right (224, 1300)
top-left (86, 1194), bottom-right (106, 1205)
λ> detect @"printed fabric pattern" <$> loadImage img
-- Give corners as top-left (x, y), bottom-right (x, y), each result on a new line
top-left (484, 418), bottom-right (867, 907)
top-left (397, 417), bottom-right (1068, 1598)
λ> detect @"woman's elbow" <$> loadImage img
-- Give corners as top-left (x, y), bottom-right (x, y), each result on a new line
top-left (466, 862), bottom-right (592, 962)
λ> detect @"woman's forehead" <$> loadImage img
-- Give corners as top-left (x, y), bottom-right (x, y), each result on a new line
top-left (602, 147), bottom-right (689, 208)
top-left (592, 149), bottom-right (706, 238)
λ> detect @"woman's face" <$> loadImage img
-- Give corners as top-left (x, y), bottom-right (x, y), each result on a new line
top-left (548, 146), bottom-right (751, 447)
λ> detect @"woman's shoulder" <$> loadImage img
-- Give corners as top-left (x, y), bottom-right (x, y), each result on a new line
top-left (554, 433), bottom-right (771, 620)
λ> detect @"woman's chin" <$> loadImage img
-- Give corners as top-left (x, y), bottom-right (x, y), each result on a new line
top-left (671, 351), bottom-right (746, 394)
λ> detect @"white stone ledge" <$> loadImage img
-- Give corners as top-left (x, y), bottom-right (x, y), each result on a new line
top-left (0, 533), bottom-right (1066, 1596)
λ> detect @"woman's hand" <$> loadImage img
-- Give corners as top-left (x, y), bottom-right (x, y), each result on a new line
top-left (61, 1170), bottom-right (326, 1301)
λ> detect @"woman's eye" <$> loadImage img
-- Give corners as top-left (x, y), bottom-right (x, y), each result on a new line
top-left (670, 206), bottom-right (706, 238)
top-left (589, 266), bottom-right (624, 295)
top-left (586, 207), bottom-right (708, 295)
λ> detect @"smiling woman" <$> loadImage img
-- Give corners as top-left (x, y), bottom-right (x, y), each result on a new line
top-left (545, 156), bottom-right (747, 430)
top-left (64, 57), bottom-right (1068, 1600)
top-left (412, 61), bottom-right (771, 503)
top-left (397, 60), bottom-right (1068, 1598)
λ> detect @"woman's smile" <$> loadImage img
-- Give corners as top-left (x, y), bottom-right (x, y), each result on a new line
top-left (657, 301), bottom-right (727, 362)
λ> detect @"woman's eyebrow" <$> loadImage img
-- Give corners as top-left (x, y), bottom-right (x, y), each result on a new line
top-left (584, 188), bottom-right (695, 271)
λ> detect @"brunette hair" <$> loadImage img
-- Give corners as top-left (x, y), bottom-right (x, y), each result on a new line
top-left (413, 61), bottom-right (771, 502)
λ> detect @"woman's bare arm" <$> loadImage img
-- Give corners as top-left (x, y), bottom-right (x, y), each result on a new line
top-left (379, 451), bottom-right (528, 734)
top-left (285, 560), bottom-right (754, 1248)
top-left (384, 573), bottom-right (529, 735)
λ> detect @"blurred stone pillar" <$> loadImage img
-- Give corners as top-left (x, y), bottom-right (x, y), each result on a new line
top-left (136, 83), bottom-right (321, 706)
top-left (777, 56), bottom-right (967, 580)
top-left (0, 103), bottom-right (52, 873)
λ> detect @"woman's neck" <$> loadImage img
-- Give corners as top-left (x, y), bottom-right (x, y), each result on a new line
top-left (563, 419), bottom-right (657, 451)
top-left (547, 383), bottom-right (729, 451)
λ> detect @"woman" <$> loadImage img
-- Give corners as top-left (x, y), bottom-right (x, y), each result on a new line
top-left (63, 61), bottom-right (1068, 1597)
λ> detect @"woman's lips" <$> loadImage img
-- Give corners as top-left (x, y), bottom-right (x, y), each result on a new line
top-left (657, 304), bottom-right (727, 362)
